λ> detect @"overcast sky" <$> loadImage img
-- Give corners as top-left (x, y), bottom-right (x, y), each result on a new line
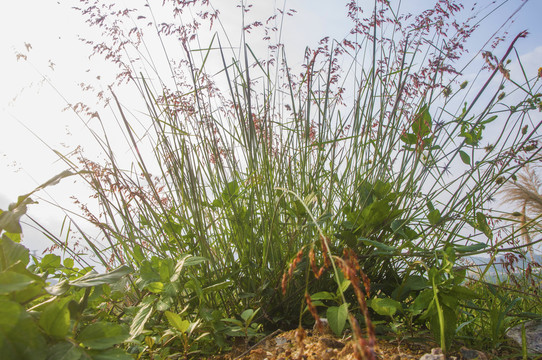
top-left (1, 0), bottom-right (541, 258)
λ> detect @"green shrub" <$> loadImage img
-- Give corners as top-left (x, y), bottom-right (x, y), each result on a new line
top-left (13, 0), bottom-right (542, 357)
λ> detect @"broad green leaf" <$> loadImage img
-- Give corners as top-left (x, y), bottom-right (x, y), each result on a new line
top-left (400, 133), bottom-right (418, 145)
top-left (39, 298), bottom-right (71, 339)
top-left (77, 322), bottom-right (129, 350)
top-left (0, 271), bottom-right (36, 294)
top-left (145, 281), bottom-right (163, 293)
top-left (311, 291), bottom-right (336, 301)
top-left (202, 280), bottom-right (232, 294)
top-left (392, 275), bottom-right (428, 300)
top-left (480, 115), bottom-right (498, 124)
top-left (327, 303), bottom-right (348, 336)
top-left (0, 299), bottom-right (46, 360)
top-left (32, 170), bottom-right (78, 193)
top-left (428, 304), bottom-right (456, 352)
top-left (156, 295), bottom-right (174, 312)
top-left (45, 279), bottom-right (71, 296)
top-left (0, 234), bottom-right (29, 271)
top-left (370, 297), bottom-right (402, 317)
top-left (411, 289), bottom-right (433, 315)
top-left (3, 232), bottom-right (21, 243)
top-left (428, 209), bottom-right (441, 226)
top-left (132, 245), bottom-right (145, 264)
top-left (459, 150), bottom-right (471, 165)
top-left (221, 318), bottom-right (244, 327)
top-left (403, 275), bottom-right (428, 291)
top-left (412, 105), bottom-right (432, 138)
top-left (70, 265), bottom-right (132, 288)
top-left (129, 297), bottom-right (154, 338)
top-left (338, 279), bottom-right (351, 294)
top-left (475, 212), bottom-right (493, 240)
top-left (455, 243), bottom-right (488, 253)
top-left (221, 180), bottom-right (240, 203)
top-left (183, 256), bottom-right (207, 267)
top-left (439, 293), bottom-right (459, 309)
top-left (46, 342), bottom-right (86, 360)
top-left (165, 311), bottom-right (190, 333)
top-left (3, 262), bottom-right (45, 303)
top-left (0, 197), bottom-right (36, 234)
top-left (240, 309), bottom-right (254, 322)
top-left (87, 348), bottom-right (133, 360)
top-left (40, 254), bottom-right (62, 271)
top-left (359, 238), bottom-right (396, 253)
top-left (241, 308), bottom-right (259, 323)
top-left (450, 285), bottom-right (479, 299)
top-left (63, 258), bottom-right (75, 269)
top-left (158, 259), bottom-right (172, 283)
top-left (171, 254), bottom-right (206, 282)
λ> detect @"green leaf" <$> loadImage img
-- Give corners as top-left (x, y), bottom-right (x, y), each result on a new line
top-left (170, 254), bottom-right (206, 282)
top-left (428, 209), bottom-right (441, 226)
top-left (429, 304), bottom-right (456, 353)
top-left (327, 303), bottom-right (348, 336)
top-left (0, 299), bottom-right (46, 360)
top-left (87, 348), bottom-right (133, 360)
top-left (411, 289), bottom-right (433, 315)
top-left (63, 258), bottom-right (75, 269)
top-left (412, 105), bottom-right (432, 138)
top-left (165, 311), bottom-right (190, 333)
top-left (311, 291), bottom-right (336, 301)
top-left (39, 298), bottom-right (71, 339)
top-left (3, 232), bottom-right (21, 243)
top-left (338, 279), bottom-right (351, 294)
top-left (45, 279), bottom-right (71, 296)
top-left (46, 342), bottom-right (86, 360)
top-left (0, 234), bottom-right (30, 271)
top-left (370, 297), bottom-right (402, 317)
top-left (450, 285), bottom-right (479, 299)
top-left (40, 254), bottom-right (62, 271)
top-left (221, 318), bottom-right (244, 327)
top-left (129, 297), bottom-right (154, 338)
top-left (0, 271), bottom-right (37, 294)
top-left (455, 243), bottom-right (488, 253)
top-left (400, 133), bottom-right (418, 145)
top-left (202, 280), bottom-right (232, 294)
top-left (359, 238), bottom-right (397, 253)
top-left (241, 308), bottom-right (259, 323)
top-left (77, 322), bottom-right (129, 350)
top-left (459, 150), bottom-right (471, 165)
top-left (392, 275), bottom-right (428, 301)
top-left (403, 275), bottom-right (428, 291)
top-left (145, 282), bottom-right (163, 293)
top-left (70, 265), bottom-right (132, 288)
top-left (0, 197), bottom-right (36, 234)
top-left (156, 295), bottom-right (174, 312)
top-left (183, 256), bottom-right (207, 267)
top-left (221, 180), bottom-right (240, 203)
top-left (480, 115), bottom-right (498, 124)
top-left (32, 170), bottom-right (78, 193)
top-left (1, 262), bottom-right (45, 302)
top-left (475, 212), bottom-right (493, 240)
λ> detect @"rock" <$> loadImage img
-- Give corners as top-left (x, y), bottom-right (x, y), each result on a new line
top-left (506, 320), bottom-right (542, 354)
top-left (459, 346), bottom-right (488, 360)
top-left (318, 337), bottom-right (345, 349)
top-left (419, 348), bottom-right (445, 360)
top-left (313, 318), bottom-right (333, 335)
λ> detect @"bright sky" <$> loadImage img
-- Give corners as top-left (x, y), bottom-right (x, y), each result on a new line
top-left (1, 0), bottom-right (541, 257)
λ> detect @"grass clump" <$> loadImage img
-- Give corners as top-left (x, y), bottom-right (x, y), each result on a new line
top-left (7, 0), bottom-right (542, 358)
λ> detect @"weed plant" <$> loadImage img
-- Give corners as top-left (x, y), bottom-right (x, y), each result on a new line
top-left (12, 0), bottom-right (542, 358)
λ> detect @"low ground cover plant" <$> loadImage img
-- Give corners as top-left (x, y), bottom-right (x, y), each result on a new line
top-left (5, 0), bottom-right (542, 358)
